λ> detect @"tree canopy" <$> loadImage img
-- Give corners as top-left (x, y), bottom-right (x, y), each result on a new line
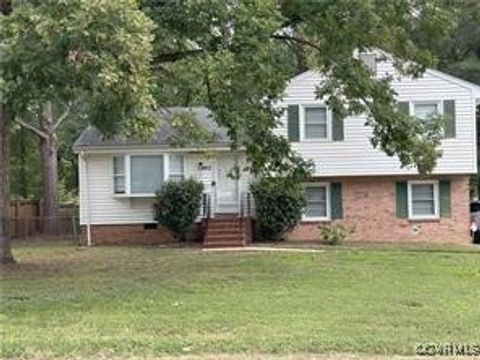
top-left (140, 0), bottom-right (459, 177)
top-left (0, 0), bottom-right (157, 137)
top-left (0, 0), bottom-right (158, 262)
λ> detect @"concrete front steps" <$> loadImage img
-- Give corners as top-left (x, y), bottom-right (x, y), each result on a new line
top-left (203, 215), bottom-right (252, 248)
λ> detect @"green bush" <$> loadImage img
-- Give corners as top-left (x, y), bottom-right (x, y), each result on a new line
top-left (318, 224), bottom-right (353, 245)
top-left (153, 179), bottom-right (204, 241)
top-left (250, 177), bottom-right (306, 241)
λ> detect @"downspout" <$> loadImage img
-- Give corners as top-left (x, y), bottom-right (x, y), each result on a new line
top-left (80, 151), bottom-right (92, 246)
top-left (235, 151), bottom-right (241, 217)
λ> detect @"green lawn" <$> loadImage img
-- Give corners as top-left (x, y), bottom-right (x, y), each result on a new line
top-left (1, 241), bottom-right (479, 359)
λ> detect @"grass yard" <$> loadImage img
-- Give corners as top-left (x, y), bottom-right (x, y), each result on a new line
top-left (1, 241), bottom-right (479, 359)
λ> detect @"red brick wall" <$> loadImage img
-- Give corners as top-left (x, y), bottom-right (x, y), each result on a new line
top-left (80, 224), bottom-right (175, 246)
top-left (287, 175), bottom-right (471, 244)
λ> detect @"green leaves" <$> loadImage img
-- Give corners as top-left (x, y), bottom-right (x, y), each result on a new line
top-left (2, 0), bottom-right (458, 180)
top-left (154, 178), bottom-right (204, 241)
top-left (142, 0), bottom-right (456, 177)
top-left (250, 177), bottom-right (306, 241)
top-left (316, 54), bottom-right (445, 175)
top-left (168, 111), bottom-right (215, 147)
top-left (1, 0), bottom-right (156, 139)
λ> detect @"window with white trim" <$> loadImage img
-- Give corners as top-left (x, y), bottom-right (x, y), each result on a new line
top-left (169, 154), bottom-right (185, 182)
top-left (113, 155), bottom-right (168, 196)
top-left (113, 156), bottom-right (126, 194)
top-left (408, 181), bottom-right (439, 219)
top-left (304, 107), bottom-right (328, 139)
top-left (130, 155), bottom-right (164, 194)
top-left (305, 184), bottom-right (329, 219)
top-left (413, 102), bottom-right (439, 121)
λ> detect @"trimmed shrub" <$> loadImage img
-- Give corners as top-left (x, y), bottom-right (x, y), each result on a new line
top-left (250, 177), bottom-right (306, 241)
top-left (153, 179), bottom-right (204, 241)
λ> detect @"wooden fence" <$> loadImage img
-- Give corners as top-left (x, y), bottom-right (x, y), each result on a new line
top-left (8, 200), bottom-right (79, 239)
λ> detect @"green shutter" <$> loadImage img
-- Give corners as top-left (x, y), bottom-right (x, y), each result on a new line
top-left (443, 100), bottom-right (456, 138)
top-left (330, 182), bottom-right (343, 219)
top-left (287, 105), bottom-right (300, 142)
top-left (396, 182), bottom-right (408, 219)
top-left (398, 101), bottom-right (410, 115)
top-left (332, 110), bottom-right (345, 141)
top-left (439, 180), bottom-right (452, 218)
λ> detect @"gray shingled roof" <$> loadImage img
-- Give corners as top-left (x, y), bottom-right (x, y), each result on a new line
top-left (73, 107), bottom-right (230, 150)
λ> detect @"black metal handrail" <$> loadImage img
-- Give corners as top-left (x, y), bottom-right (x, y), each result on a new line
top-left (240, 191), bottom-right (254, 218)
top-left (201, 193), bottom-right (211, 219)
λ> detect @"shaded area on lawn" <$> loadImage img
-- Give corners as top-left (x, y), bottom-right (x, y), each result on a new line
top-left (1, 241), bottom-right (479, 359)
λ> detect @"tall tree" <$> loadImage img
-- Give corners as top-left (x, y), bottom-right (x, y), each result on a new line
top-left (0, 0), bottom-right (14, 264)
top-left (0, 0), bottom-right (156, 263)
top-left (414, 1), bottom-right (480, 196)
top-left (10, 125), bottom-right (40, 199)
top-left (13, 101), bottom-right (86, 233)
top-left (142, 0), bottom-right (454, 177)
top-left (414, 1), bottom-right (480, 85)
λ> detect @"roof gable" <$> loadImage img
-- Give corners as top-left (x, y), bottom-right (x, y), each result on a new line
top-left (425, 69), bottom-right (480, 97)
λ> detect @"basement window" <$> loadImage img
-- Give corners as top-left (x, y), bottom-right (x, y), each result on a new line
top-left (143, 223), bottom-right (158, 230)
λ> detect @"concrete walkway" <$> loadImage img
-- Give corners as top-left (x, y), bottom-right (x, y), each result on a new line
top-left (203, 246), bottom-right (325, 253)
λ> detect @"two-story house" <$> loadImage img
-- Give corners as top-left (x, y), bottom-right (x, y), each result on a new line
top-left (74, 58), bottom-right (480, 246)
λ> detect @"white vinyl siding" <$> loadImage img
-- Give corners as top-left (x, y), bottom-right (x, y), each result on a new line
top-left (408, 181), bottom-right (440, 220)
top-left (278, 66), bottom-right (477, 176)
top-left (304, 183), bottom-right (330, 220)
top-left (304, 107), bottom-right (328, 139)
top-left (78, 152), bottom-right (253, 225)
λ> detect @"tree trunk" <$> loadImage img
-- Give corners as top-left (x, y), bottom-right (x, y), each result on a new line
top-left (0, 105), bottom-right (15, 264)
top-left (40, 102), bottom-right (59, 235)
top-left (19, 127), bottom-right (28, 198)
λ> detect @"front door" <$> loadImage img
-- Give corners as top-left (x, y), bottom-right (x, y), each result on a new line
top-left (216, 154), bottom-right (239, 214)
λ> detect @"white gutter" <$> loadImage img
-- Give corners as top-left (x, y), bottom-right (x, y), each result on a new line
top-left (80, 151), bottom-right (92, 247)
top-left (73, 145), bottom-right (235, 154)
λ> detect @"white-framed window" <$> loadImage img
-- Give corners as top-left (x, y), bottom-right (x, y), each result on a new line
top-left (113, 156), bottom-right (126, 194)
top-left (408, 181), bottom-right (440, 220)
top-left (169, 154), bottom-right (185, 182)
top-left (304, 183), bottom-right (330, 220)
top-left (130, 155), bottom-right (164, 195)
top-left (301, 105), bottom-right (330, 141)
top-left (112, 153), bottom-right (185, 197)
top-left (412, 101), bottom-right (442, 121)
